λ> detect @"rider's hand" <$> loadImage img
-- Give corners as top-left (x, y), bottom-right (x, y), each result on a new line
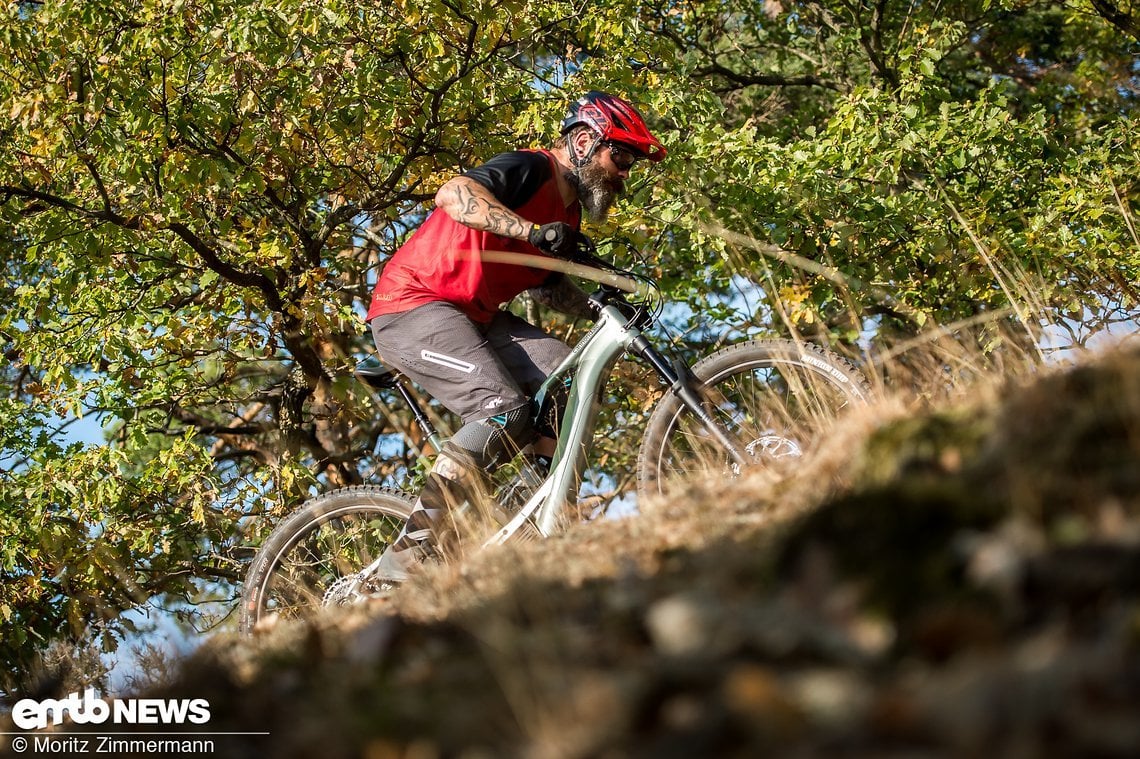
top-left (528, 222), bottom-right (581, 260)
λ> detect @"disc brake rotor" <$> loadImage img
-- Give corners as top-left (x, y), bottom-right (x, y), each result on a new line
top-left (746, 433), bottom-right (803, 460)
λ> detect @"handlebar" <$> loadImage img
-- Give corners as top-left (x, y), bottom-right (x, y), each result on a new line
top-left (568, 236), bottom-right (656, 328)
top-left (479, 233), bottom-right (660, 325)
top-left (567, 234), bottom-right (630, 277)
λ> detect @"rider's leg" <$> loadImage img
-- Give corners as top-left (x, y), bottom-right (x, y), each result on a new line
top-left (372, 443), bottom-right (488, 582)
top-left (483, 309), bottom-right (572, 452)
top-left (373, 405), bottom-right (537, 581)
top-left (368, 304), bottom-right (571, 581)
top-left (532, 435), bottom-right (556, 468)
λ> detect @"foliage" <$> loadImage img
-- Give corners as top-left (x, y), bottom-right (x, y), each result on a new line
top-left (1, 0), bottom-right (1137, 692)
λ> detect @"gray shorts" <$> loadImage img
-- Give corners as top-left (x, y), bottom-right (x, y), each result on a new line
top-left (369, 302), bottom-right (571, 424)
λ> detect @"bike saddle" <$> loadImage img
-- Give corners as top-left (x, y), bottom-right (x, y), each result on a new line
top-left (354, 356), bottom-right (402, 389)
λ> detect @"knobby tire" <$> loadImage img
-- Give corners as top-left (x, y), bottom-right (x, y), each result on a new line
top-left (239, 485), bottom-right (413, 634)
top-left (636, 339), bottom-right (871, 498)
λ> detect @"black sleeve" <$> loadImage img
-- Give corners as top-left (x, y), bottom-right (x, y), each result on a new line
top-left (462, 151), bottom-right (552, 210)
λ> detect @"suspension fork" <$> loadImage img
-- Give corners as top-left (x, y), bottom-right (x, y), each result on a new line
top-left (627, 336), bottom-right (750, 467)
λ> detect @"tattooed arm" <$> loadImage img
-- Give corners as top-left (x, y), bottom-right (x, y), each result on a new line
top-left (435, 176), bottom-right (532, 240)
top-left (528, 274), bottom-right (595, 320)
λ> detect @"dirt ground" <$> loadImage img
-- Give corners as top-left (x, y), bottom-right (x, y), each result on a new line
top-left (18, 346), bottom-right (1140, 759)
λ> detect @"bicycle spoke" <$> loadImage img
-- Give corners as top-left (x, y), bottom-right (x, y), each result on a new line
top-left (639, 342), bottom-right (870, 497)
top-left (242, 488), bottom-right (412, 632)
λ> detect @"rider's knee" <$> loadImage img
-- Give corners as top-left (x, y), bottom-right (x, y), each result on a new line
top-left (448, 404), bottom-right (536, 471)
top-left (536, 377), bottom-right (571, 438)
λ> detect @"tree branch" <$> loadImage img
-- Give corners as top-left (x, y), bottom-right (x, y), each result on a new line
top-left (1089, 0), bottom-right (1140, 40)
top-left (164, 222), bottom-right (284, 311)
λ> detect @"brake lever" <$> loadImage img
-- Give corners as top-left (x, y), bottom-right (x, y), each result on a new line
top-left (570, 235), bottom-right (649, 301)
top-left (570, 234), bottom-right (602, 267)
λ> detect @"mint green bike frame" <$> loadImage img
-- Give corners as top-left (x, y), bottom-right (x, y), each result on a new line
top-left (483, 300), bottom-right (746, 544)
top-left (483, 303), bottom-right (631, 543)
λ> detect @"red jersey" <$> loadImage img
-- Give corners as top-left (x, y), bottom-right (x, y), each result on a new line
top-left (366, 149), bottom-right (580, 324)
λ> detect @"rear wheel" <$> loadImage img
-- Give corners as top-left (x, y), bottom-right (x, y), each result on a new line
top-left (240, 485), bottom-right (413, 634)
top-left (637, 339), bottom-right (870, 498)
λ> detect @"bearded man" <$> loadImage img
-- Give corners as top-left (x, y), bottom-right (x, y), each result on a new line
top-left (365, 91), bottom-right (666, 579)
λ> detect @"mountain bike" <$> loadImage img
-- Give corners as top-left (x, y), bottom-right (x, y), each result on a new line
top-left (239, 241), bottom-right (871, 633)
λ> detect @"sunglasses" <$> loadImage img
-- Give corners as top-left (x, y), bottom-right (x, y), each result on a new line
top-left (604, 141), bottom-right (641, 171)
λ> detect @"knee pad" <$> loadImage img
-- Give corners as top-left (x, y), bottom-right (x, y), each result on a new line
top-left (536, 376), bottom-right (571, 437)
top-left (448, 405), bottom-right (536, 470)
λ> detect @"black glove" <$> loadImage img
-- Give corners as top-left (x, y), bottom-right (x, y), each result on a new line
top-left (528, 222), bottom-right (581, 260)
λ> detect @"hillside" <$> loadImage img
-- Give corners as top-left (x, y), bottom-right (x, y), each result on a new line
top-left (22, 345), bottom-right (1140, 758)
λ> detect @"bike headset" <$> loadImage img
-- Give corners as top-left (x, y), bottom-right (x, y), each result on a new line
top-left (560, 91), bottom-right (667, 171)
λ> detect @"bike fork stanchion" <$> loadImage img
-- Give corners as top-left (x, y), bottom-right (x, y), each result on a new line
top-left (628, 335), bottom-right (749, 468)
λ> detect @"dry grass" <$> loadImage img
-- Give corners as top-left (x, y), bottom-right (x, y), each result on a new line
top-left (66, 337), bottom-right (1140, 758)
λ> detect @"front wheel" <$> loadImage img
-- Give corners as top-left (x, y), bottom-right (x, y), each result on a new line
top-left (240, 485), bottom-right (414, 634)
top-left (636, 339), bottom-right (871, 499)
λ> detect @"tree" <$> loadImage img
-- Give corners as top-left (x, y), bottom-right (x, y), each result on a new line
top-left (0, 0), bottom-right (658, 692)
top-left (639, 1), bottom-right (1139, 342)
top-left (1, 0), bottom-right (1137, 693)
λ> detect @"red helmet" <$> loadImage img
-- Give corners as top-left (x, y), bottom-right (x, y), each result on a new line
top-left (561, 91), bottom-right (666, 162)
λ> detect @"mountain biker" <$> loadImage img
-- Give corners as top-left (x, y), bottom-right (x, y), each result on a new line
top-left (365, 91), bottom-right (666, 581)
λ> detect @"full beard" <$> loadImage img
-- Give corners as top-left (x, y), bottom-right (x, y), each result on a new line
top-left (566, 161), bottom-right (624, 222)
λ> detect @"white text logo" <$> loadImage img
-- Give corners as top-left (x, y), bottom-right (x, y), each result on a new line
top-left (12, 689), bottom-right (211, 730)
